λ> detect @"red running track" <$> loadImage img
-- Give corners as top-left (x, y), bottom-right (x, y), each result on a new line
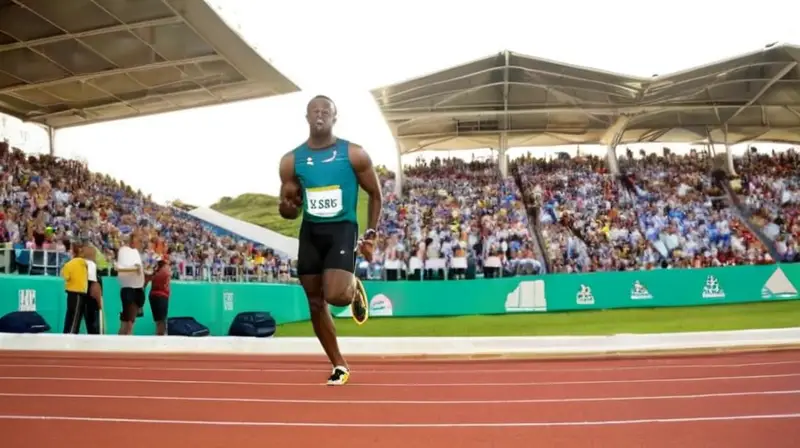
top-left (1, 349), bottom-right (799, 447)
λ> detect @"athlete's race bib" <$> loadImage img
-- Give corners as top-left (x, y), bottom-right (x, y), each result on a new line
top-left (306, 186), bottom-right (343, 218)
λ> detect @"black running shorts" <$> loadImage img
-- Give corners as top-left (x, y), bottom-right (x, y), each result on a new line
top-left (149, 295), bottom-right (169, 322)
top-left (297, 220), bottom-right (358, 276)
top-left (120, 287), bottom-right (145, 322)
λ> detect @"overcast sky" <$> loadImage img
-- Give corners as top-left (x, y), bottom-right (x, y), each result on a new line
top-left (4, 0), bottom-right (799, 206)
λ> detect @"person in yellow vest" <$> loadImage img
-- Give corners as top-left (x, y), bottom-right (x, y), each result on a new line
top-left (61, 240), bottom-right (99, 334)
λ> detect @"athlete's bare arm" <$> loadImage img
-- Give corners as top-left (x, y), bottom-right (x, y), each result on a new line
top-left (278, 151), bottom-right (301, 220)
top-left (348, 143), bottom-right (382, 231)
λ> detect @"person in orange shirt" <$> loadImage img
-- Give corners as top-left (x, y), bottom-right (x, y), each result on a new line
top-left (151, 237), bottom-right (167, 257)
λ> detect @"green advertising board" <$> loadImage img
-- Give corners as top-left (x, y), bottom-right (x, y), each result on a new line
top-left (0, 276), bottom-right (310, 336)
top-left (1, 264), bottom-right (798, 335)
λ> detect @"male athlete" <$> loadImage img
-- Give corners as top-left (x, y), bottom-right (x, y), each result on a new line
top-left (278, 95), bottom-right (382, 386)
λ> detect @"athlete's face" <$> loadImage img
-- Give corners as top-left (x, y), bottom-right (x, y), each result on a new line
top-left (306, 97), bottom-right (336, 136)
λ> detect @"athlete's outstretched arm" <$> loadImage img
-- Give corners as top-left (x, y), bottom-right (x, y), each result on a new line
top-left (278, 152), bottom-right (301, 220)
top-left (348, 143), bottom-right (382, 231)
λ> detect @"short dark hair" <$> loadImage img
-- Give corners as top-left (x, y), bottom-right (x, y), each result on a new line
top-left (309, 95), bottom-right (336, 114)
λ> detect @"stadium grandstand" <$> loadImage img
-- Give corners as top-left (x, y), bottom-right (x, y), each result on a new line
top-left (0, 0), bottom-right (299, 133)
top-left (0, 0), bottom-right (301, 282)
top-left (361, 43), bottom-right (800, 278)
top-left (2, 4), bottom-right (800, 443)
top-left (2, 7), bottom-right (800, 285)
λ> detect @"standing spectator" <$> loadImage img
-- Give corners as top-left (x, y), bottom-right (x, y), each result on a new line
top-left (147, 257), bottom-right (171, 336)
top-left (116, 230), bottom-right (145, 335)
top-left (84, 244), bottom-right (104, 332)
top-left (61, 241), bottom-right (97, 334)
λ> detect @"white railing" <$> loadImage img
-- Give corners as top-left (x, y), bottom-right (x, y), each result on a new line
top-left (355, 256), bottom-right (543, 281)
top-left (0, 247), bottom-right (71, 276)
top-left (175, 262), bottom-right (297, 284)
top-left (0, 247), bottom-right (298, 284)
top-left (0, 246), bottom-right (543, 283)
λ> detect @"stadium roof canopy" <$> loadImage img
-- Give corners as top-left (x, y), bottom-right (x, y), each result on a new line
top-left (370, 43), bottom-right (800, 154)
top-left (0, 0), bottom-right (300, 129)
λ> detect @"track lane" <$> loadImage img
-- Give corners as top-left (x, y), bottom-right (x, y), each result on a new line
top-left (2, 374), bottom-right (800, 401)
top-left (1, 416), bottom-right (799, 448)
top-left (2, 392), bottom-right (799, 424)
top-left (1, 361), bottom-right (798, 385)
top-left (2, 360), bottom-right (799, 381)
top-left (1, 349), bottom-right (798, 446)
top-left (1, 348), bottom-right (798, 371)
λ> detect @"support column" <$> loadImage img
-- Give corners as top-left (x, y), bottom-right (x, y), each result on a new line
top-left (394, 142), bottom-right (403, 197)
top-left (723, 126), bottom-right (736, 177)
top-left (706, 127), bottom-right (736, 177)
top-left (48, 126), bottom-right (56, 156)
top-left (499, 50), bottom-right (510, 178)
top-left (705, 127), bottom-right (717, 171)
top-left (606, 145), bottom-right (619, 174)
top-left (498, 132), bottom-right (508, 177)
top-left (602, 116), bottom-right (630, 176)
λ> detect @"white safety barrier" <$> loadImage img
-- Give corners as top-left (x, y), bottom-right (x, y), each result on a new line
top-left (1, 327), bottom-right (800, 356)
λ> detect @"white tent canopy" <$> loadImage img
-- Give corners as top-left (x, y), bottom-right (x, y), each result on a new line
top-left (370, 43), bottom-right (800, 186)
top-left (371, 44), bottom-right (800, 154)
top-left (189, 207), bottom-right (298, 259)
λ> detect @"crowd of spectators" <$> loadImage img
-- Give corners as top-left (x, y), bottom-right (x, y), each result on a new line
top-left (0, 142), bottom-right (292, 282)
top-left (357, 149), bottom-right (798, 278)
top-left (356, 156), bottom-right (542, 280)
top-left (512, 148), bottom-right (799, 273)
top-left (3, 138), bottom-right (797, 283)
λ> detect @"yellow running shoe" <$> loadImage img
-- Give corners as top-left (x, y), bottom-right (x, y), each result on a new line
top-left (351, 277), bottom-right (369, 326)
top-left (327, 365), bottom-right (350, 386)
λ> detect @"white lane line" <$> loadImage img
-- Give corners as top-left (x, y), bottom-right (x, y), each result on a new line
top-left (0, 373), bottom-right (797, 387)
top-left (1, 389), bottom-right (798, 405)
top-left (1, 413), bottom-right (799, 427)
top-left (0, 360), bottom-right (798, 374)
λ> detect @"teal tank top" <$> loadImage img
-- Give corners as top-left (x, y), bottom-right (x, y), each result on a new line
top-left (293, 138), bottom-right (359, 224)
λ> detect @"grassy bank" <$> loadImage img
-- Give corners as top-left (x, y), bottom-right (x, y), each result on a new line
top-left (211, 190), bottom-right (369, 238)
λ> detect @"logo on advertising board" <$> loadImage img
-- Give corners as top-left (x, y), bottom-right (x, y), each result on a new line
top-left (369, 294), bottom-right (394, 317)
top-left (222, 292), bottom-right (235, 311)
top-left (761, 267), bottom-right (798, 299)
top-left (630, 281), bottom-right (653, 300)
top-left (333, 294), bottom-right (394, 318)
top-left (18, 289), bottom-right (36, 311)
top-left (576, 285), bottom-right (595, 305)
top-left (702, 275), bottom-right (726, 299)
top-left (505, 280), bottom-right (547, 312)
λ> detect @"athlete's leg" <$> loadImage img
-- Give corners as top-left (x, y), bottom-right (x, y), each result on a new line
top-left (321, 269), bottom-right (358, 307)
top-left (321, 222), bottom-right (368, 324)
top-left (299, 274), bottom-right (347, 368)
top-left (297, 222), bottom-right (348, 370)
top-left (315, 269), bottom-right (363, 385)
top-left (311, 222), bottom-right (368, 385)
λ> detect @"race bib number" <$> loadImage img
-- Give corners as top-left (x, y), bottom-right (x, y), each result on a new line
top-left (306, 186), bottom-right (343, 218)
